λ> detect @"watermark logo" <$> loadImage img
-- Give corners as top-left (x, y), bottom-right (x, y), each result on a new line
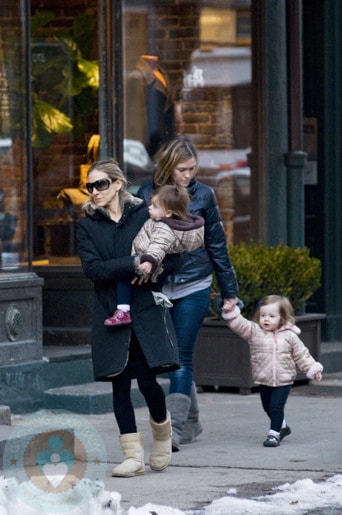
top-left (3, 410), bottom-right (107, 512)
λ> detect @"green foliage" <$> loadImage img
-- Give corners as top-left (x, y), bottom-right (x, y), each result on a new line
top-left (212, 243), bottom-right (322, 319)
top-left (31, 12), bottom-right (99, 148)
top-left (32, 94), bottom-right (73, 148)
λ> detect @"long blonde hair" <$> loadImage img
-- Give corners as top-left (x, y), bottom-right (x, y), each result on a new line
top-left (87, 158), bottom-right (128, 188)
top-left (253, 295), bottom-right (295, 327)
top-left (153, 135), bottom-right (198, 187)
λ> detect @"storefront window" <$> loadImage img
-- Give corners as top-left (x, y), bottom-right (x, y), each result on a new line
top-left (30, 1), bottom-right (99, 264)
top-left (0, 2), bottom-right (29, 271)
top-left (123, 0), bottom-right (252, 245)
top-left (28, 0), bottom-right (252, 267)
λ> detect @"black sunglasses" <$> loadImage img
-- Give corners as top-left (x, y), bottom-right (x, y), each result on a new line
top-left (86, 178), bottom-right (116, 193)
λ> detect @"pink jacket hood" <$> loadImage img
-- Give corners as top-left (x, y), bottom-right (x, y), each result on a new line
top-left (277, 321), bottom-right (301, 335)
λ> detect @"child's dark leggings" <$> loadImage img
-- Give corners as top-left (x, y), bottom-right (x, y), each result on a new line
top-left (259, 384), bottom-right (291, 433)
top-left (111, 334), bottom-right (167, 434)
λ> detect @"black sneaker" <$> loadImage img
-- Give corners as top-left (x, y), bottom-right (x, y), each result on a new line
top-left (263, 434), bottom-right (280, 447)
top-left (279, 425), bottom-right (291, 441)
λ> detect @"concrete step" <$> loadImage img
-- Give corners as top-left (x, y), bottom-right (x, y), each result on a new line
top-left (44, 377), bottom-right (170, 414)
top-left (41, 344), bottom-right (93, 389)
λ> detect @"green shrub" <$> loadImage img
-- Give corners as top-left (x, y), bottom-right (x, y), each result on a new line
top-left (212, 242), bottom-right (322, 319)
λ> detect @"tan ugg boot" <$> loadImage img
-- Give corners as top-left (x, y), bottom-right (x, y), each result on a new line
top-left (149, 412), bottom-right (172, 471)
top-left (111, 432), bottom-right (145, 477)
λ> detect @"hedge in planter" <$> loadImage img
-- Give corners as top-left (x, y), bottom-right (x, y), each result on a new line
top-left (211, 242), bottom-right (322, 319)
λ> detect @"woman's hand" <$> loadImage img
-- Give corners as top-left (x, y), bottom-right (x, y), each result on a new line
top-left (131, 275), bottom-right (149, 285)
top-left (315, 372), bottom-right (322, 382)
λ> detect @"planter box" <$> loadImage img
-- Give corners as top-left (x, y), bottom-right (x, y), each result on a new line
top-left (193, 313), bottom-right (326, 394)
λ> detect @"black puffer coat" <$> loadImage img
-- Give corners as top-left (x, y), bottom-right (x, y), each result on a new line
top-left (138, 178), bottom-right (239, 299)
top-left (77, 194), bottom-right (179, 381)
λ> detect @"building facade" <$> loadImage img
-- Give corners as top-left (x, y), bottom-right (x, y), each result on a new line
top-left (0, 0), bottom-right (341, 346)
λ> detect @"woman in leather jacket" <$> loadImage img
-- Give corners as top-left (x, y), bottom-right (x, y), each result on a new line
top-left (138, 135), bottom-right (239, 451)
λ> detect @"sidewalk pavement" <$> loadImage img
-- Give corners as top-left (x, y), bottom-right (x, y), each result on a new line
top-left (5, 375), bottom-right (342, 513)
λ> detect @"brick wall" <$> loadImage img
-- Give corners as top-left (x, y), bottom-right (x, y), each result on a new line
top-left (146, 4), bottom-right (234, 149)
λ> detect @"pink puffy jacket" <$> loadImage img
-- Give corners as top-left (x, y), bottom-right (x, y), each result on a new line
top-left (225, 307), bottom-right (323, 387)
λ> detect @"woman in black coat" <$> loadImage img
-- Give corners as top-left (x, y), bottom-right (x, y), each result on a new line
top-left (77, 158), bottom-right (179, 477)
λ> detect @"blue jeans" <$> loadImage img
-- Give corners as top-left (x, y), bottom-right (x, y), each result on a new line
top-left (259, 385), bottom-right (291, 433)
top-left (168, 286), bottom-right (211, 396)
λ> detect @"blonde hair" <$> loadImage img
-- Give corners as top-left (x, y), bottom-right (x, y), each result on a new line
top-left (82, 158), bottom-right (138, 213)
top-left (153, 135), bottom-right (198, 187)
top-left (151, 185), bottom-right (190, 221)
top-left (253, 295), bottom-right (295, 327)
top-left (87, 158), bottom-right (128, 189)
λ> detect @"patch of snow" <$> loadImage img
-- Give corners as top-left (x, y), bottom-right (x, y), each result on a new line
top-left (0, 474), bottom-right (342, 514)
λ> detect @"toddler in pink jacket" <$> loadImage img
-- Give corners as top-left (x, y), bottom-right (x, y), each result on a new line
top-left (222, 294), bottom-right (323, 447)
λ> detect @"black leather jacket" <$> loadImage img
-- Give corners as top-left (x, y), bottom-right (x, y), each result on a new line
top-left (137, 178), bottom-right (239, 299)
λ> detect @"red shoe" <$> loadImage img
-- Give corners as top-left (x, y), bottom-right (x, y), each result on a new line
top-left (104, 310), bottom-right (132, 326)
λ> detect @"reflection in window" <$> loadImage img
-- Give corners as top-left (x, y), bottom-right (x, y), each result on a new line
top-left (123, 0), bottom-right (252, 245)
top-left (0, 3), bottom-right (28, 270)
top-left (30, 4), bottom-right (99, 264)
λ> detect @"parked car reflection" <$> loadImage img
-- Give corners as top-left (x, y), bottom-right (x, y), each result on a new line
top-left (213, 168), bottom-right (250, 244)
top-left (0, 137), bottom-right (12, 155)
top-left (124, 139), bottom-right (154, 189)
top-left (196, 149), bottom-right (251, 244)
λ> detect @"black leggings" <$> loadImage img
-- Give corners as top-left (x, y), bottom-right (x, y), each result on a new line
top-left (259, 384), bottom-right (291, 433)
top-left (111, 335), bottom-right (166, 434)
